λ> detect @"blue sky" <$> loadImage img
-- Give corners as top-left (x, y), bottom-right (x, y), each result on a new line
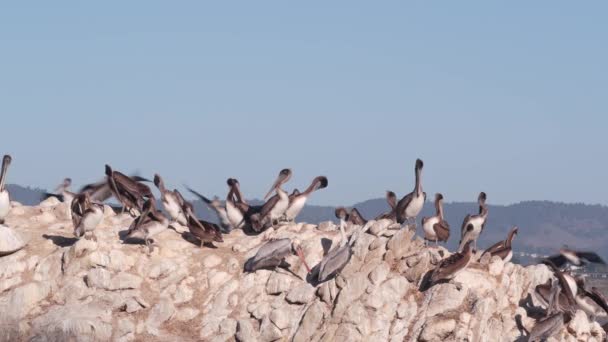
top-left (0, 2), bottom-right (606, 206)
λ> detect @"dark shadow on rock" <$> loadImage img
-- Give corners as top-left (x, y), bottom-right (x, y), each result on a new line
top-left (419, 270), bottom-right (437, 292)
top-left (42, 234), bottom-right (78, 247)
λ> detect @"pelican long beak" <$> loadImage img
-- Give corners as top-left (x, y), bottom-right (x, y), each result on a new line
top-left (264, 177), bottom-right (281, 200)
top-left (296, 246), bottom-right (312, 273)
top-left (0, 155), bottom-right (11, 192)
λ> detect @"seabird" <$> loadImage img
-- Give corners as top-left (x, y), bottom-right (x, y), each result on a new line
top-left (347, 208), bottom-right (367, 226)
top-left (421, 193), bottom-right (450, 246)
top-left (428, 240), bottom-right (474, 290)
top-left (375, 190), bottom-right (397, 221)
top-left (458, 192), bottom-right (488, 252)
top-left (125, 198), bottom-right (169, 253)
top-left (572, 278), bottom-right (608, 319)
top-left (72, 193), bottom-right (104, 241)
top-left (225, 178), bottom-right (247, 230)
top-left (42, 178), bottom-right (75, 203)
top-left (480, 226), bottom-right (518, 262)
top-left (0, 155), bottom-right (12, 225)
top-left (283, 176), bottom-right (328, 222)
top-left (395, 159), bottom-right (426, 227)
top-left (179, 196), bottom-right (223, 248)
top-left (545, 248), bottom-right (606, 269)
top-left (316, 209), bottom-right (372, 283)
top-left (185, 186), bottom-right (231, 233)
top-left (153, 174), bottom-right (187, 226)
top-left (244, 238), bottom-right (311, 273)
top-left (105, 164), bottom-right (153, 215)
top-left (529, 280), bottom-right (571, 342)
top-left (250, 169), bottom-right (292, 232)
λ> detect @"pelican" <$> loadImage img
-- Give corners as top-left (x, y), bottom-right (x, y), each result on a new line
top-left (0, 155), bottom-right (12, 224)
top-left (375, 190), bottom-right (397, 221)
top-left (529, 280), bottom-right (570, 342)
top-left (573, 278), bottom-right (608, 319)
top-left (251, 169), bottom-right (292, 232)
top-left (186, 186), bottom-right (231, 232)
top-left (72, 193), bottom-right (104, 241)
top-left (347, 208), bottom-right (367, 226)
top-left (283, 176), bottom-right (328, 222)
top-left (480, 226), bottom-right (518, 263)
top-left (225, 178), bottom-right (246, 230)
top-left (428, 240), bottom-right (474, 290)
top-left (545, 248), bottom-right (605, 269)
top-left (153, 174), bottom-right (187, 226)
top-left (43, 178), bottom-right (75, 203)
top-left (421, 193), bottom-right (450, 246)
top-left (125, 198), bottom-right (169, 253)
top-left (458, 192), bottom-right (488, 252)
top-left (180, 197), bottom-right (223, 248)
top-left (105, 164), bottom-right (153, 215)
top-left (395, 159), bottom-right (426, 226)
top-left (317, 209), bottom-right (372, 283)
top-left (244, 238), bottom-right (311, 273)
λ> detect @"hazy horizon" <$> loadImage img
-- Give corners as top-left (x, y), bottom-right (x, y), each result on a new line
top-left (1, 2), bottom-right (607, 206)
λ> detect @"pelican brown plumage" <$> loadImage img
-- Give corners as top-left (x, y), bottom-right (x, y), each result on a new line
top-left (0, 155), bottom-right (12, 225)
top-left (458, 192), bottom-right (488, 252)
top-left (72, 192), bottom-right (104, 241)
top-left (42, 178), bottom-right (75, 203)
top-left (347, 208), bottom-right (367, 226)
top-left (529, 280), bottom-right (571, 342)
top-left (421, 193), bottom-right (450, 246)
top-left (244, 238), bottom-right (311, 273)
top-left (105, 165), bottom-right (153, 215)
top-left (375, 190), bottom-right (397, 221)
top-left (153, 174), bottom-right (187, 226)
top-left (395, 159), bottom-right (426, 227)
top-left (124, 198), bottom-right (169, 253)
top-left (283, 176), bottom-right (328, 222)
top-left (179, 196), bottom-right (223, 248)
top-left (546, 248), bottom-right (606, 269)
top-left (428, 240), bottom-right (474, 290)
top-left (186, 185), bottom-right (231, 233)
top-left (480, 226), bottom-right (518, 262)
top-left (250, 169), bottom-right (292, 232)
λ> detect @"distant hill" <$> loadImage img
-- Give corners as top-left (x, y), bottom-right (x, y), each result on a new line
top-left (7, 184), bottom-right (608, 259)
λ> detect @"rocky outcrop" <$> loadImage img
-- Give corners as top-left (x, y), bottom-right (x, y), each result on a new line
top-left (0, 202), bottom-right (606, 341)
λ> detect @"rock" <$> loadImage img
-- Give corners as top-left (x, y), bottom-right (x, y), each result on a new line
top-left (488, 256), bottom-right (505, 276)
top-left (85, 268), bottom-right (142, 291)
top-left (370, 219), bottom-right (392, 236)
top-left (39, 197), bottom-right (61, 207)
top-left (0, 225), bottom-right (27, 256)
top-left (369, 263), bottom-right (390, 285)
top-left (173, 283), bottom-right (194, 304)
top-left (386, 228), bottom-right (415, 259)
top-left (265, 272), bottom-right (293, 295)
top-left (30, 303), bottom-right (113, 341)
top-left (236, 319), bottom-right (259, 342)
top-left (317, 221), bottom-right (336, 232)
top-left (568, 310), bottom-right (590, 338)
top-left (333, 273), bottom-right (369, 320)
top-left (286, 283), bottom-right (316, 304)
top-left (259, 316), bottom-right (282, 341)
top-left (203, 254), bottom-right (223, 268)
top-left (146, 299), bottom-right (175, 336)
top-left (293, 301), bottom-right (327, 342)
top-left (419, 317), bottom-right (456, 342)
top-left (425, 283), bottom-right (467, 317)
top-left (176, 307), bottom-right (200, 322)
top-left (270, 308), bottom-right (292, 330)
top-left (0, 282), bottom-right (51, 319)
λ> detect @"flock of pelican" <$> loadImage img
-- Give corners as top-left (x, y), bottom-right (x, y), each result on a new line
top-left (1, 153), bottom-right (607, 340)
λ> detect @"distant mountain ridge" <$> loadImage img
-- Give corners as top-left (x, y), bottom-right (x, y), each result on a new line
top-left (7, 184), bottom-right (608, 259)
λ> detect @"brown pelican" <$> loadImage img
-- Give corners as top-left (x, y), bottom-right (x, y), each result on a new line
top-left (428, 240), bottom-right (474, 290)
top-left (538, 261), bottom-right (578, 311)
top-left (72, 193), bottom-right (104, 241)
top-left (396, 159), bottom-right (426, 226)
top-left (572, 278), bottom-right (608, 319)
top-left (244, 238), bottom-right (311, 273)
top-left (251, 169), bottom-right (292, 232)
top-left (529, 280), bottom-right (571, 342)
top-left (316, 209), bottom-right (372, 283)
top-left (105, 164), bottom-right (153, 215)
top-left (0, 155), bottom-right (12, 224)
top-left (43, 178), bottom-right (75, 203)
top-left (153, 174), bottom-right (186, 226)
top-left (347, 208), bottom-right (367, 226)
top-left (80, 173), bottom-right (149, 203)
top-left (125, 198), bottom-right (169, 253)
top-left (283, 176), bottom-right (328, 222)
top-left (225, 178), bottom-right (246, 230)
top-left (185, 186), bottom-right (231, 232)
top-left (480, 226), bottom-right (518, 262)
top-left (458, 192), bottom-right (488, 252)
top-left (375, 190), bottom-right (397, 221)
top-left (545, 248), bottom-right (605, 269)
top-left (421, 193), bottom-right (450, 246)
top-left (179, 196), bottom-right (223, 247)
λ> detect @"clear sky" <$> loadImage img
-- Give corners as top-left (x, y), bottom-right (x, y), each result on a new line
top-left (1, 2), bottom-right (606, 206)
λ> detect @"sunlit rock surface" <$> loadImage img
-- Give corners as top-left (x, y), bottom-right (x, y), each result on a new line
top-left (0, 201), bottom-right (605, 341)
